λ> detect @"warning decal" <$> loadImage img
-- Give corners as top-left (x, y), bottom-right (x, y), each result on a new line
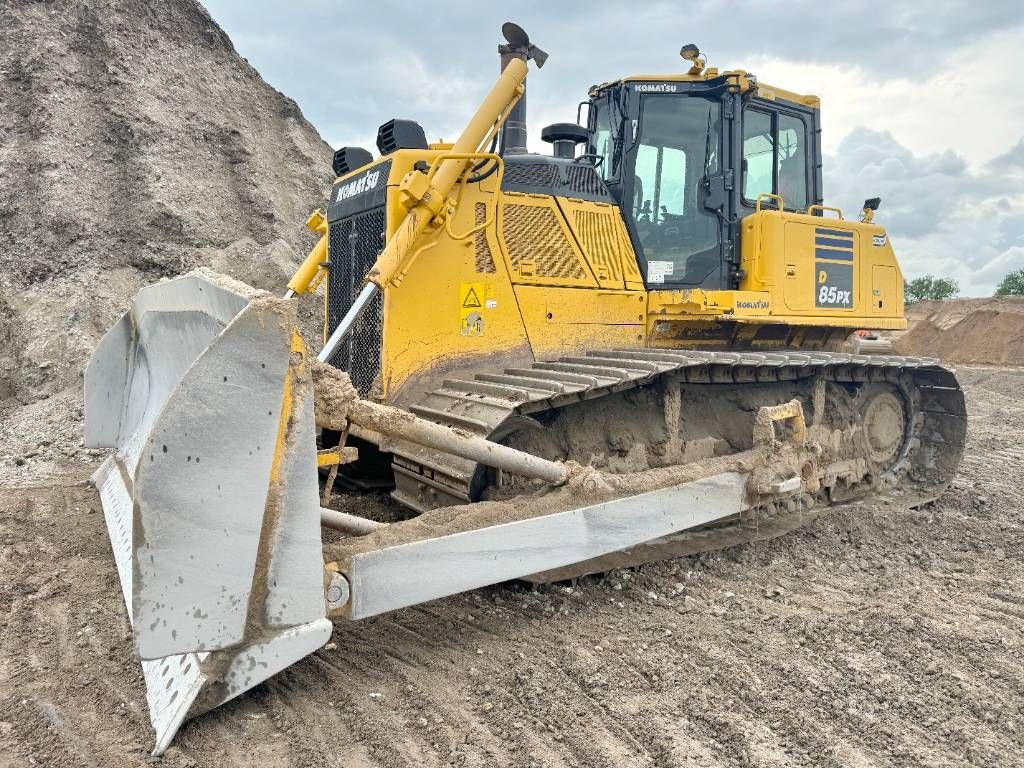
top-left (460, 282), bottom-right (494, 336)
top-left (462, 286), bottom-right (482, 308)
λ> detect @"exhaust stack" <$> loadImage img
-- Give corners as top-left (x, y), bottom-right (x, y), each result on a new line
top-left (498, 22), bottom-right (548, 154)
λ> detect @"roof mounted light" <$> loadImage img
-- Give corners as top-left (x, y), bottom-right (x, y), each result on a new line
top-left (679, 43), bottom-right (706, 75)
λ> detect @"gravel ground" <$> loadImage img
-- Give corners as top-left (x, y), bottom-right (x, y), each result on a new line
top-left (1, 365), bottom-right (1020, 768)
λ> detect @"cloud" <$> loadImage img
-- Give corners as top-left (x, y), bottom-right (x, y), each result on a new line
top-left (988, 136), bottom-right (1024, 172)
top-left (827, 128), bottom-right (1024, 295)
top-left (706, 0), bottom-right (1022, 75)
top-left (204, 0), bottom-right (1024, 154)
top-left (744, 27), bottom-right (1024, 166)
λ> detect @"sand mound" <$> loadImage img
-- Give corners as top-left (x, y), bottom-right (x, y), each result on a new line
top-left (893, 297), bottom-right (1024, 365)
top-left (0, 0), bottom-right (334, 478)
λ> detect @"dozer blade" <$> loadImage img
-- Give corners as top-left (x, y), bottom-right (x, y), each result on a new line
top-left (85, 270), bottom-right (331, 754)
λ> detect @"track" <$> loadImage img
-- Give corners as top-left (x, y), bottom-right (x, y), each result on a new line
top-left (386, 350), bottom-right (966, 577)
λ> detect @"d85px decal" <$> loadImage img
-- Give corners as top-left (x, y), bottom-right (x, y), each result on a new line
top-left (815, 262), bottom-right (853, 308)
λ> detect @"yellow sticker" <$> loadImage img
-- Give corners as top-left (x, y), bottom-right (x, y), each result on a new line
top-left (460, 282), bottom-right (493, 336)
top-left (462, 286), bottom-right (482, 308)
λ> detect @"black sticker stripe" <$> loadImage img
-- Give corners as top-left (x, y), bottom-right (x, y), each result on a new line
top-left (815, 248), bottom-right (854, 261)
top-left (815, 236), bottom-right (855, 248)
top-left (815, 227), bottom-right (854, 239)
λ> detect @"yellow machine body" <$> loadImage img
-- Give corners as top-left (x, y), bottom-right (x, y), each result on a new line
top-left (323, 138), bottom-right (904, 405)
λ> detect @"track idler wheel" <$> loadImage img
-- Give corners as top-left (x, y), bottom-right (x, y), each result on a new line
top-left (858, 383), bottom-right (911, 473)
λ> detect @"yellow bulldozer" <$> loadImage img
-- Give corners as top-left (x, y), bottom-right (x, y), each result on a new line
top-left (84, 24), bottom-right (966, 753)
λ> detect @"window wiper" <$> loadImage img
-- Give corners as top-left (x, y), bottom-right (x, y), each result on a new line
top-left (609, 90), bottom-right (626, 174)
top-left (701, 106), bottom-right (713, 182)
top-left (700, 106), bottom-right (728, 217)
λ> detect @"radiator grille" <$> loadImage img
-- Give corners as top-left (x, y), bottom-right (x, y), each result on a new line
top-left (565, 164), bottom-right (607, 197)
top-left (502, 204), bottom-right (585, 280)
top-left (326, 206), bottom-right (386, 396)
top-left (574, 208), bottom-right (623, 282)
top-left (503, 162), bottom-right (558, 187)
top-left (473, 203), bottom-right (496, 273)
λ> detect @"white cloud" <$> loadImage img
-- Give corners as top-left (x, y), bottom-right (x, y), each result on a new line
top-left (827, 128), bottom-right (1024, 295)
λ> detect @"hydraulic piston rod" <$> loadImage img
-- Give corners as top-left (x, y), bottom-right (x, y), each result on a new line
top-left (312, 361), bottom-right (569, 486)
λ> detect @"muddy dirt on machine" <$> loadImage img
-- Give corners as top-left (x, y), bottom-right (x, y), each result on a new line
top-left (382, 349), bottom-right (967, 580)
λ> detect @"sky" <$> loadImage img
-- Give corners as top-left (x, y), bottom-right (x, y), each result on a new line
top-left (203, 1), bottom-right (1024, 296)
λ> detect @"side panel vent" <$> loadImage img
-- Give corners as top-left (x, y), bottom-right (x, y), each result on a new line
top-left (500, 156), bottom-right (613, 203)
top-left (565, 165), bottom-right (607, 197)
top-left (473, 203), bottom-right (496, 274)
top-left (562, 200), bottom-right (643, 289)
top-left (502, 162), bottom-right (559, 187)
top-left (500, 202), bottom-right (594, 286)
top-left (573, 208), bottom-right (624, 287)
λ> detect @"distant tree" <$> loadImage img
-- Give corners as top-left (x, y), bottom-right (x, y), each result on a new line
top-left (905, 275), bottom-right (959, 304)
top-left (994, 269), bottom-right (1024, 296)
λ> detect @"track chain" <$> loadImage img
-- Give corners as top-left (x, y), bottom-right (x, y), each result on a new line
top-left (390, 349), bottom-right (966, 523)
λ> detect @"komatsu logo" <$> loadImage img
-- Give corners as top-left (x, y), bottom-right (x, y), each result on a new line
top-left (333, 170), bottom-right (382, 202)
top-left (635, 83), bottom-right (678, 93)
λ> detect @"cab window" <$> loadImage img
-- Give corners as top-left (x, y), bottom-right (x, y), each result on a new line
top-left (742, 110), bottom-right (773, 202)
top-left (778, 113), bottom-right (808, 211)
top-left (634, 144), bottom-right (687, 218)
top-left (590, 98), bottom-right (615, 179)
top-left (742, 108), bottom-right (809, 211)
top-left (631, 95), bottom-right (721, 286)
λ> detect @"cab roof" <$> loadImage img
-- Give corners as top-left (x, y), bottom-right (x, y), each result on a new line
top-left (591, 68), bottom-right (820, 109)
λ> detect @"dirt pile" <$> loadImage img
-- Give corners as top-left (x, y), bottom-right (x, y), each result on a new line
top-left (0, 0), bottom-right (334, 478)
top-left (894, 297), bottom-right (1024, 365)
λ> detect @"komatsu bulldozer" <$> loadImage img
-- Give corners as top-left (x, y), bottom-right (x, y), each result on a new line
top-left (84, 24), bottom-right (966, 753)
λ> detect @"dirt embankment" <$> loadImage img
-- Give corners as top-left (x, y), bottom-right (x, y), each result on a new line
top-left (894, 297), bottom-right (1024, 365)
top-left (0, 0), bottom-right (334, 480)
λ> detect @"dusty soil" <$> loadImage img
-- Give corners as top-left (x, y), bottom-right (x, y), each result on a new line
top-left (1, 366), bottom-right (1021, 768)
top-left (893, 298), bottom-right (1024, 366)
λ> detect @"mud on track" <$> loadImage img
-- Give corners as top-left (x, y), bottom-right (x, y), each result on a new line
top-left (1, 367), bottom-right (1022, 768)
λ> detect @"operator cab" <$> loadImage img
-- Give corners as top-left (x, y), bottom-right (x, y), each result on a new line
top-left (587, 46), bottom-right (823, 290)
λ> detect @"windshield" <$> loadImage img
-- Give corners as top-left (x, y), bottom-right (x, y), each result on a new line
top-left (631, 95), bottom-right (722, 287)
